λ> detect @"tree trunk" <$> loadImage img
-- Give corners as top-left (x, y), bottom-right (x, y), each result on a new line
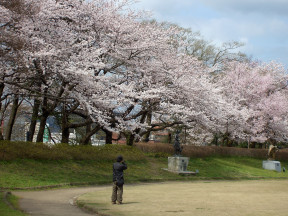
top-left (0, 121), bottom-right (3, 140)
top-left (27, 98), bottom-right (40, 142)
top-left (85, 123), bottom-right (91, 144)
top-left (28, 59), bottom-right (43, 142)
top-left (130, 111), bottom-right (147, 144)
top-left (61, 104), bottom-right (70, 144)
top-left (61, 111), bottom-right (70, 143)
top-left (5, 97), bottom-right (19, 140)
top-left (80, 125), bottom-right (101, 145)
top-left (36, 113), bottom-right (49, 143)
top-left (125, 132), bottom-right (135, 146)
top-left (0, 83), bottom-right (4, 113)
top-left (142, 111), bottom-right (152, 142)
top-left (81, 136), bottom-right (91, 145)
top-left (61, 127), bottom-right (70, 144)
top-left (104, 129), bottom-right (113, 144)
top-left (0, 83), bottom-right (4, 140)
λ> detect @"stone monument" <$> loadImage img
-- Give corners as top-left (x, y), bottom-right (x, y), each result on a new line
top-left (167, 130), bottom-right (196, 175)
top-left (262, 145), bottom-right (281, 172)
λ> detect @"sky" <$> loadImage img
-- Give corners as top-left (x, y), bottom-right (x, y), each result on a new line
top-left (132, 0), bottom-right (288, 67)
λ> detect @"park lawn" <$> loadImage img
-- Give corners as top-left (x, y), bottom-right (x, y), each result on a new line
top-left (0, 142), bottom-right (288, 216)
top-left (188, 157), bottom-right (288, 179)
top-left (0, 156), bottom-right (288, 189)
top-left (0, 192), bottom-right (28, 216)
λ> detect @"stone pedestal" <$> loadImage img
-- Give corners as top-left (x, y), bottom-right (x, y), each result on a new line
top-left (262, 160), bottom-right (281, 172)
top-left (168, 156), bottom-right (189, 172)
top-left (164, 156), bottom-right (196, 175)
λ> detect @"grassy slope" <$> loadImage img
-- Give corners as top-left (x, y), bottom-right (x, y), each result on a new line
top-left (1, 156), bottom-right (288, 189)
top-left (1, 141), bottom-right (288, 215)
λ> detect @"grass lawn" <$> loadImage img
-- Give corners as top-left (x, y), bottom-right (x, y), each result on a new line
top-left (1, 157), bottom-right (288, 189)
top-left (0, 192), bottom-right (28, 216)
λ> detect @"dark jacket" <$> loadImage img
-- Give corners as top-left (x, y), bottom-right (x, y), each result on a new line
top-left (113, 162), bottom-right (127, 182)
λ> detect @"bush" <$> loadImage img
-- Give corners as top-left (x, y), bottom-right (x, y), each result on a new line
top-left (135, 142), bottom-right (288, 160)
top-left (0, 141), bottom-right (145, 161)
top-left (1, 141), bottom-right (287, 161)
top-left (183, 146), bottom-right (267, 159)
top-left (135, 142), bottom-right (173, 155)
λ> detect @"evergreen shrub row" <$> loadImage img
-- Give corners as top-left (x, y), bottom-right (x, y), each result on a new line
top-left (135, 142), bottom-right (288, 161)
top-left (0, 141), bottom-right (145, 161)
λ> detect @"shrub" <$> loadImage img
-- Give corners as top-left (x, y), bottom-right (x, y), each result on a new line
top-left (135, 142), bottom-right (288, 160)
top-left (135, 142), bottom-right (173, 155)
top-left (1, 141), bottom-right (287, 161)
top-left (0, 141), bottom-right (145, 161)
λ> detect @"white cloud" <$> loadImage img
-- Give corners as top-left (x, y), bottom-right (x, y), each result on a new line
top-left (133, 0), bottom-right (288, 66)
top-left (201, 0), bottom-right (288, 16)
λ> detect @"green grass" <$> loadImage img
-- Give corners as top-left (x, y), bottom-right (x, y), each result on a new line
top-left (1, 156), bottom-right (287, 189)
top-left (188, 157), bottom-right (288, 179)
top-left (0, 192), bottom-right (28, 216)
top-left (1, 141), bottom-right (288, 214)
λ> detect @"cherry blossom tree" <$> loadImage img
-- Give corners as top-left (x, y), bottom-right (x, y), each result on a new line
top-left (2, 0), bottom-right (287, 147)
top-left (71, 12), bottom-right (234, 145)
top-left (0, 0), bottom-right (246, 145)
top-left (0, 0), bottom-right (36, 140)
top-left (218, 61), bottom-right (288, 145)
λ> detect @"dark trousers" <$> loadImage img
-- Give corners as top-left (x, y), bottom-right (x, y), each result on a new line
top-left (111, 181), bottom-right (123, 203)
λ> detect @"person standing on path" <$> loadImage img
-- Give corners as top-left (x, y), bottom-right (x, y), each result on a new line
top-left (112, 155), bottom-right (127, 204)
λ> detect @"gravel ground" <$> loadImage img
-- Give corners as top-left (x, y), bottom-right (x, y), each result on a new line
top-left (12, 180), bottom-right (288, 216)
top-left (13, 186), bottom-right (108, 216)
top-left (78, 180), bottom-right (288, 216)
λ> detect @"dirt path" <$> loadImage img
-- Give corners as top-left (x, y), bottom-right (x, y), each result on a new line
top-left (13, 186), bottom-right (109, 216)
top-left (78, 180), bottom-right (288, 216)
top-left (12, 180), bottom-right (288, 216)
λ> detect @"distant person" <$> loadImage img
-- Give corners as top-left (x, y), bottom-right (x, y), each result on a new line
top-left (112, 155), bottom-right (127, 204)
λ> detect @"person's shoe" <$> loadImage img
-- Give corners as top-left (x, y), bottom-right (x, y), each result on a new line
top-left (117, 201), bottom-right (122, 205)
top-left (112, 201), bottom-right (116, 204)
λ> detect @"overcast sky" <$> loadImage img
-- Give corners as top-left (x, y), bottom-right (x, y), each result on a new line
top-left (133, 0), bottom-right (288, 67)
